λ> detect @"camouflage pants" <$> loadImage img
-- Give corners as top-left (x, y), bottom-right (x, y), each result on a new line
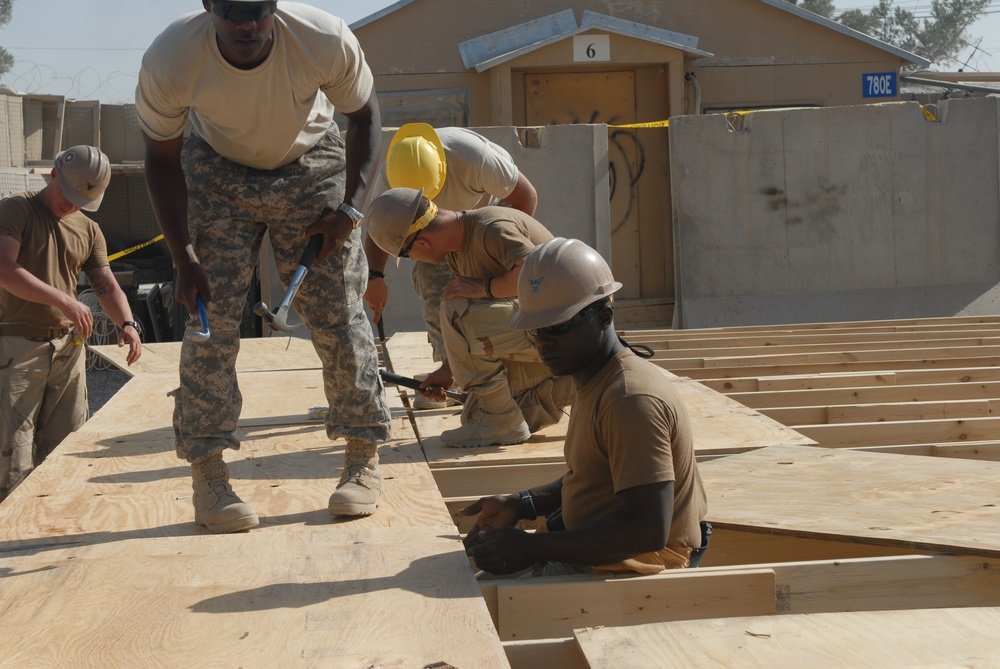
top-left (411, 260), bottom-right (454, 362)
top-left (175, 129), bottom-right (391, 463)
top-left (0, 334), bottom-right (87, 501)
top-left (440, 297), bottom-right (565, 432)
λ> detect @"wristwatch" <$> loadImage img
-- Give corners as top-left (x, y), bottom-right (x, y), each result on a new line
top-left (517, 490), bottom-right (538, 521)
top-left (121, 320), bottom-right (142, 335)
top-left (337, 203), bottom-right (364, 229)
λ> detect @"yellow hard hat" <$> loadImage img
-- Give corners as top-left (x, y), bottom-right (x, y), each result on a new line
top-left (386, 123), bottom-right (447, 199)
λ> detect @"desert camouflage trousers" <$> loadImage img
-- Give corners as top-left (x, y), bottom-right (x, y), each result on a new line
top-left (440, 297), bottom-right (566, 432)
top-left (0, 333), bottom-right (87, 501)
top-left (174, 129), bottom-right (391, 463)
top-left (411, 260), bottom-right (454, 362)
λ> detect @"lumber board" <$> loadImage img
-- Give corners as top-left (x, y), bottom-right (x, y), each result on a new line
top-left (634, 329), bottom-right (1000, 350)
top-left (729, 380), bottom-right (1000, 409)
top-left (663, 344), bottom-right (1000, 371)
top-left (484, 554), bottom-right (1000, 642)
top-left (492, 569), bottom-right (777, 641)
top-left (574, 606), bottom-right (1000, 668)
top-left (701, 444), bottom-right (1000, 558)
top-left (672, 356), bottom-right (1000, 381)
top-left (762, 398), bottom-right (994, 425)
top-left (794, 415), bottom-right (1000, 448)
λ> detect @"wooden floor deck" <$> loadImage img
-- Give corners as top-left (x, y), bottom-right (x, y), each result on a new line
top-left (5, 316), bottom-right (1000, 667)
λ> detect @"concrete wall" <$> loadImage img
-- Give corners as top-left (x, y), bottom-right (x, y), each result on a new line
top-left (260, 123), bottom-right (610, 338)
top-left (669, 97), bottom-right (1000, 328)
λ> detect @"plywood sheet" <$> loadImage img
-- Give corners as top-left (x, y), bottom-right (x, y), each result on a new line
top-left (1, 529), bottom-right (507, 668)
top-left (90, 335), bottom-right (322, 376)
top-left (701, 443), bottom-right (1000, 557)
top-left (574, 606), bottom-right (1000, 668)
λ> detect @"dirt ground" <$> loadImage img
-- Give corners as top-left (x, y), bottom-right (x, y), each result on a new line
top-left (86, 367), bottom-right (130, 416)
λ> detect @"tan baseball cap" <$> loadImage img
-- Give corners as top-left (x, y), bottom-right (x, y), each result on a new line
top-left (54, 145), bottom-right (111, 212)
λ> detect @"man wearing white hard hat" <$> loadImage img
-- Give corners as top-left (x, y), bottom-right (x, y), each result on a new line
top-left (460, 238), bottom-right (709, 577)
top-left (366, 187), bottom-right (572, 449)
top-left (0, 145), bottom-right (143, 502)
top-left (137, 0), bottom-right (390, 532)
top-left (363, 123), bottom-right (538, 409)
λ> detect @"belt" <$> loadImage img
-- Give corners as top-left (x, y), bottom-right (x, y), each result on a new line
top-left (0, 324), bottom-right (73, 339)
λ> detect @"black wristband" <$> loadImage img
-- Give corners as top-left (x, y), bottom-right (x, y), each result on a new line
top-left (368, 269), bottom-right (385, 281)
top-left (518, 490), bottom-right (538, 521)
top-left (121, 320), bottom-right (141, 333)
top-left (484, 276), bottom-right (495, 299)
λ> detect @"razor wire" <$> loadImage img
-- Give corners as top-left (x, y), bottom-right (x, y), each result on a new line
top-left (77, 289), bottom-right (116, 371)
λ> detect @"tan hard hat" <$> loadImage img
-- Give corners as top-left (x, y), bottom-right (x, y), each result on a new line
top-left (510, 237), bottom-right (623, 331)
top-left (54, 145), bottom-right (111, 212)
top-left (385, 123), bottom-right (447, 199)
top-left (367, 187), bottom-right (425, 265)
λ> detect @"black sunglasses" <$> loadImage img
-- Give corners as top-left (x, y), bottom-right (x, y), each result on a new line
top-left (528, 300), bottom-right (606, 338)
top-left (211, 1), bottom-right (277, 23)
top-left (398, 229), bottom-right (422, 259)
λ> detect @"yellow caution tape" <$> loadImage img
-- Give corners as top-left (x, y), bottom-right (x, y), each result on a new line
top-left (608, 110), bottom-right (755, 129)
top-left (919, 104), bottom-right (937, 122)
top-left (108, 234), bottom-right (164, 262)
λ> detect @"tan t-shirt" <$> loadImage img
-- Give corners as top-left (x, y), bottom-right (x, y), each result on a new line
top-left (0, 193), bottom-right (108, 329)
top-left (136, 2), bottom-right (373, 169)
top-left (366, 127), bottom-right (520, 212)
top-left (446, 207), bottom-right (553, 280)
top-left (562, 348), bottom-right (708, 566)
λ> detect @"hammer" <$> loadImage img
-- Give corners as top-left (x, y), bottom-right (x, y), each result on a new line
top-left (378, 369), bottom-right (467, 405)
top-left (253, 234), bottom-right (322, 333)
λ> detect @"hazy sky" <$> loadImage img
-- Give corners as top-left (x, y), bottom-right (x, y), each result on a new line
top-left (0, 1), bottom-right (997, 104)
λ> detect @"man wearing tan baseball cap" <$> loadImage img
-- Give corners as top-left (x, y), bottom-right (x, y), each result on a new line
top-left (0, 144), bottom-right (142, 502)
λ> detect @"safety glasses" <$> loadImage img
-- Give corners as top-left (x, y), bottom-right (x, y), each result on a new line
top-left (210, 1), bottom-right (277, 23)
top-left (527, 300), bottom-right (606, 338)
top-left (398, 230), bottom-right (422, 259)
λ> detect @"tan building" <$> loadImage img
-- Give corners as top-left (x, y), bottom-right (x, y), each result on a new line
top-left (353, 0), bottom-right (928, 323)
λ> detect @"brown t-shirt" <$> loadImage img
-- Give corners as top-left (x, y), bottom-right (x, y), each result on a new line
top-left (0, 192), bottom-right (108, 329)
top-left (562, 348), bottom-right (708, 568)
top-left (446, 206), bottom-right (553, 279)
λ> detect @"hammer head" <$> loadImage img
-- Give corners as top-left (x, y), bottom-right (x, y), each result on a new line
top-left (255, 301), bottom-right (296, 333)
top-left (268, 305), bottom-right (296, 333)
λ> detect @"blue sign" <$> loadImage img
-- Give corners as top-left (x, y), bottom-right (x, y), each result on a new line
top-left (863, 72), bottom-right (897, 98)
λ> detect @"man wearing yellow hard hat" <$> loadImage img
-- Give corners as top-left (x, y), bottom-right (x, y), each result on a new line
top-left (363, 123), bottom-right (538, 408)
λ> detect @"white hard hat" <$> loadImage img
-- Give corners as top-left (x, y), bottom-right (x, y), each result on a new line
top-left (511, 237), bottom-right (622, 330)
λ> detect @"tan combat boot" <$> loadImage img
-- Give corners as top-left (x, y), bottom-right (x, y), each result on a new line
top-left (328, 438), bottom-right (381, 517)
top-left (442, 383), bottom-right (531, 448)
top-left (191, 453), bottom-right (259, 533)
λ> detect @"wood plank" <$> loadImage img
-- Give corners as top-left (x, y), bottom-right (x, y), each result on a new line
top-left (494, 569), bottom-right (776, 641)
top-left (664, 344), bottom-right (1000, 370)
top-left (701, 528), bottom-right (922, 567)
top-left (729, 380), bottom-right (1000, 409)
top-left (575, 606), bottom-right (1000, 668)
top-left (674, 356), bottom-right (1000, 381)
top-left (701, 444), bottom-right (1000, 558)
top-left (635, 329), bottom-right (1000, 351)
top-left (762, 399), bottom-right (994, 425)
top-left (795, 415), bottom-right (1000, 448)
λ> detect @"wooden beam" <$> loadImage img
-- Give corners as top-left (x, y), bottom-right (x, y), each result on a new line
top-left (728, 380), bottom-right (1000, 409)
top-left (493, 569), bottom-right (777, 641)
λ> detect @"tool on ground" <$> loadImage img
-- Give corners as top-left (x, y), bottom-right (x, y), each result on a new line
top-left (253, 234), bottom-right (322, 333)
top-left (191, 295), bottom-right (211, 340)
top-left (379, 369), bottom-right (467, 405)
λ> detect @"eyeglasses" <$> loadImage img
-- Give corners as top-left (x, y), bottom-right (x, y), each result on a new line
top-left (528, 300), bottom-right (606, 338)
top-left (211, 1), bottom-right (277, 23)
top-left (398, 230), bottom-right (422, 259)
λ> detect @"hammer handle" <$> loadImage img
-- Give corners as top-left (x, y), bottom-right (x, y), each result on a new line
top-left (378, 369), bottom-right (467, 404)
top-left (299, 234), bottom-right (322, 268)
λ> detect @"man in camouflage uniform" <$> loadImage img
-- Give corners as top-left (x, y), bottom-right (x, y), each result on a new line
top-left (137, 0), bottom-right (390, 533)
top-left (367, 187), bottom-right (573, 449)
